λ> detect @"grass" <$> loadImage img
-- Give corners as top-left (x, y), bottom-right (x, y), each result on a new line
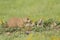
top-left (0, 30), bottom-right (60, 40)
top-left (0, 0), bottom-right (60, 40)
top-left (0, 0), bottom-right (60, 21)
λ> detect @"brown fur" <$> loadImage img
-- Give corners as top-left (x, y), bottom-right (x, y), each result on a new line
top-left (5, 17), bottom-right (29, 28)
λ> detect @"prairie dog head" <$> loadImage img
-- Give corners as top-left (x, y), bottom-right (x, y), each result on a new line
top-left (23, 17), bottom-right (35, 27)
top-left (23, 17), bottom-right (31, 23)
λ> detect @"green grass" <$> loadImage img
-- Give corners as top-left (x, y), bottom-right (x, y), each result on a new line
top-left (0, 30), bottom-right (60, 40)
top-left (0, 0), bottom-right (60, 21)
top-left (0, 0), bottom-right (60, 40)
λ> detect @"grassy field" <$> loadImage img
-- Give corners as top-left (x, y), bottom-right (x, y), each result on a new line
top-left (0, 30), bottom-right (60, 40)
top-left (0, 0), bottom-right (60, 20)
top-left (0, 0), bottom-right (60, 40)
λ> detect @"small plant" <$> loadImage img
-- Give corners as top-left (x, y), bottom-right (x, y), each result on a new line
top-left (32, 26), bottom-right (45, 32)
top-left (4, 27), bottom-right (17, 32)
top-left (44, 18), bottom-right (54, 27)
top-left (0, 25), bottom-right (3, 34)
top-left (0, 19), bottom-right (5, 34)
top-left (43, 18), bottom-right (56, 30)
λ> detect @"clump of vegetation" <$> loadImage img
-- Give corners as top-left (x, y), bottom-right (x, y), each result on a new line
top-left (0, 18), bottom-right (60, 34)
